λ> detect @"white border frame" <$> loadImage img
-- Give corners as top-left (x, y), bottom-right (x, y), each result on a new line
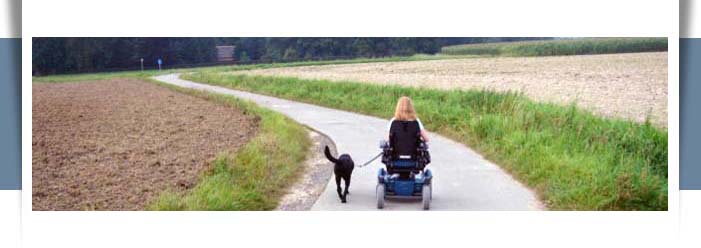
top-left (22, 1), bottom-right (679, 247)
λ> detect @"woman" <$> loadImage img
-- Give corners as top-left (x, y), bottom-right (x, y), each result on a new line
top-left (387, 96), bottom-right (429, 144)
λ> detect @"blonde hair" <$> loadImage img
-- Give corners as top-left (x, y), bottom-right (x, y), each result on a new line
top-left (393, 96), bottom-right (417, 121)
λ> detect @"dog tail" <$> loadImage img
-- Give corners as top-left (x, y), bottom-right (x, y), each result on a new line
top-left (324, 146), bottom-right (339, 163)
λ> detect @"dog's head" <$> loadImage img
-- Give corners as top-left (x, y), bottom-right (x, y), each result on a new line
top-left (324, 146), bottom-right (354, 169)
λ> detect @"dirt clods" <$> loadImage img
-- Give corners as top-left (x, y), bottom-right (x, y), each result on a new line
top-left (32, 79), bottom-right (258, 210)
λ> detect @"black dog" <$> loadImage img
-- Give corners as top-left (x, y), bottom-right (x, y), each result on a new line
top-left (324, 146), bottom-right (354, 203)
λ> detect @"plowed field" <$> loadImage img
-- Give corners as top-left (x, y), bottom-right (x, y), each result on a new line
top-left (32, 79), bottom-right (258, 210)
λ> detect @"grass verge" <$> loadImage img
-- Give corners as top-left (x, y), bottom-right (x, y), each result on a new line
top-left (183, 72), bottom-right (668, 210)
top-left (31, 70), bottom-right (180, 83)
top-left (440, 38), bottom-right (668, 57)
top-left (146, 82), bottom-right (311, 210)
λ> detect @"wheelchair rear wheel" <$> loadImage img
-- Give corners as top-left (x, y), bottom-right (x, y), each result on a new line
top-left (376, 184), bottom-right (385, 209)
top-left (422, 184), bottom-right (431, 210)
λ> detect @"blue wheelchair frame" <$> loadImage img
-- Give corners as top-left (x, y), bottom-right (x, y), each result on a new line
top-left (377, 160), bottom-right (432, 197)
top-left (376, 141), bottom-right (433, 209)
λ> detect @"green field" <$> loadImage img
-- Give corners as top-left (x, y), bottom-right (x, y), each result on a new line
top-left (183, 72), bottom-right (668, 210)
top-left (440, 38), bottom-right (668, 57)
top-left (32, 70), bottom-right (177, 83)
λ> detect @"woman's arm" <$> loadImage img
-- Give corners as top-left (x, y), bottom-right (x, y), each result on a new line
top-left (386, 118), bottom-right (394, 142)
top-left (416, 119), bottom-right (429, 143)
top-left (420, 129), bottom-right (430, 143)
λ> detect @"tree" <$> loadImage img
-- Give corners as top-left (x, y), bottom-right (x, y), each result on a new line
top-left (353, 38), bottom-right (373, 57)
top-left (282, 47), bottom-right (298, 61)
top-left (32, 37), bottom-right (554, 75)
top-left (239, 51), bottom-right (251, 63)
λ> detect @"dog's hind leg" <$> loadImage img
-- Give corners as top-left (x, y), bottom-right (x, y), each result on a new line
top-left (335, 175), bottom-right (345, 203)
top-left (343, 176), bottom-right (351, 197)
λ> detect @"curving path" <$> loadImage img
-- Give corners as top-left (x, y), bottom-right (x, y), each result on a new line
top-left (154, 74), bottom-right (543, 210)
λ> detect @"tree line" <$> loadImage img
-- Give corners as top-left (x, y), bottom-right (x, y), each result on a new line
top-left (32, 37), bottom-right (551, 75)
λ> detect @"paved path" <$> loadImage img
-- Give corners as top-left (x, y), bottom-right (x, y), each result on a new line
top-left (154, 74), bottom-right (543, 210)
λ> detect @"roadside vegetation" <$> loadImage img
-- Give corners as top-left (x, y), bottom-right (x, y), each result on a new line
top-left (440, 38), bottom-right (667, 57)
top-left (146, 83), bottom-right (311, 210)
top-left (183, 72), bottom-right (668, 210)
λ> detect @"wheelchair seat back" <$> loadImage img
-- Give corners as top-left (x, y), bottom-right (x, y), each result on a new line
top-left (389, 120), bottom-right (421, 160)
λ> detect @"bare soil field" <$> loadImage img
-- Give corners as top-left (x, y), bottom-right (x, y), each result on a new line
top-left (232, 52), bottom-right (668, 126)
top-left (32, 79), bottom-right (258, 210)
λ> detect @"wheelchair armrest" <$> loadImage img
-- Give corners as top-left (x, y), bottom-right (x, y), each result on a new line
top-left (380, 140), bottom-right (393, 153)
top-left (379, 140), bottom-right (390, 149)
top-left (418, 141), bottom-right (429, 151)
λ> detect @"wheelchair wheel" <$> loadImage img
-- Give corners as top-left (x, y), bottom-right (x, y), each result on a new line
top-left (376, 184), bottom-right (385, 209)
top-left (422, 184), bottom-right (431, 210)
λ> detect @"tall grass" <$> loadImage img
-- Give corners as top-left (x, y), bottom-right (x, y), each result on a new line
top-left (183, 73), bottom-right (668, 210)
top-left (148, 83), bottom-right (311, 210)
top-left (440, 38), bottom-right (668, 57)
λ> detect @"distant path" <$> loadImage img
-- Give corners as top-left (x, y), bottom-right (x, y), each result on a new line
top-left (154, 74), bottom-right (543, 210)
